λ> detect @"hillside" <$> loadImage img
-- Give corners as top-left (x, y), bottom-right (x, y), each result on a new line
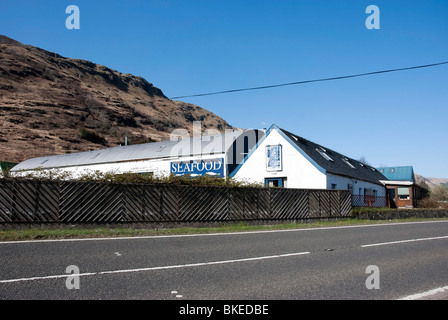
top-left (415, 174), bottom-right (448, 190)
top-left (0, 35), bottom-right (233, 163)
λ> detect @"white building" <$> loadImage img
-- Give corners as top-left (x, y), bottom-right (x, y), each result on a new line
top-left (11, 124), bottom-right (387, 198)
top-left (231, 124), bottom-right (387, 197)
top-left (11, 129), bottom-right (263, 179)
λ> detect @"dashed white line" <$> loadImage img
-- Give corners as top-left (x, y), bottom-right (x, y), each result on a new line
top-left (361, 235), bottom-right (448, 248)
top-left (0, 251), bottom-right (310, 284)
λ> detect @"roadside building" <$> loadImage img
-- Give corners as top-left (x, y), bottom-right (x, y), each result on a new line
top-left (377, 166), bottom-right (428, 208)
top-left (11, 129), bottom-right (263, 179)
top-left (231, 124), bottom-right (387, 203)
top-left (11, 124), bottom-right (387, 206)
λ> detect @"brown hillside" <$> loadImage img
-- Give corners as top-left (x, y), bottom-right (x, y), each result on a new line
top-left (0, 35), bottom-right (233, 163)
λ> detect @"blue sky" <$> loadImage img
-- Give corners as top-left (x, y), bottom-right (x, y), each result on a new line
top-left (1, 0), bottom-right (447, 178)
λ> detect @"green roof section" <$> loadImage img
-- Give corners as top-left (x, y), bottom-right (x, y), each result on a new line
top-left (377, 166), bottom-right (415, 182)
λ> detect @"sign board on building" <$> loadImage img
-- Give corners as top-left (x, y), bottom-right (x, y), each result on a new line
top-left (170, 158), bottom-right (224, 177)
top-left (266, 145), bottom-right (282, 171)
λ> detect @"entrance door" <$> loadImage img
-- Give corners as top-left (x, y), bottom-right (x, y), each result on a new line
top-left (265, 178), bottom-right (283, 188)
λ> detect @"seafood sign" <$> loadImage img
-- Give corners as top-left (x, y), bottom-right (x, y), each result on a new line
top-left (170, 158), bottom-right (224, 177)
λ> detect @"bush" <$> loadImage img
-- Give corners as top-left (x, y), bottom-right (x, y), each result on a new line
top-left (10, 169), bottom-right (263, 188)
top-left (79, 128), bottom-right (106, 145)
top-left (418, 198), bottom-right (440, 208)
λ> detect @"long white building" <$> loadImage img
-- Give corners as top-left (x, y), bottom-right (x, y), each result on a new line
top-left (11, 124), bottom-right (387, 197)
top-left (11, 129), bottom-right (263, 179)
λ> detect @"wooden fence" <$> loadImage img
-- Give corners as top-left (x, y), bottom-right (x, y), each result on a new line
top-left (0, 179), bottom-right (352, 223)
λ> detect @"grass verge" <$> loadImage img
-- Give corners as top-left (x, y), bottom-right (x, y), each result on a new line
top-left (1, 217), bottom-right (446, 242)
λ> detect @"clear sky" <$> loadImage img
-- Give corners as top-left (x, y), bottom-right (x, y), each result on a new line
top-left (1, 0), bottom-right (447, 178)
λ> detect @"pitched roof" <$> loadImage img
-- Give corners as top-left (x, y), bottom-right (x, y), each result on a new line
top-left (376, 166), bottom-right (414, 182)
top-left (278, 127), bottom-right (387, 185)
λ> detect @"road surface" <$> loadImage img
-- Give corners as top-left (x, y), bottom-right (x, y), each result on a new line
top-left (0, 220), bottom-right (447, 302)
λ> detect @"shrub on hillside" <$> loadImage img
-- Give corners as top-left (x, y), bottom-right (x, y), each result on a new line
top-left (79, 128), bottom-right (106, 145)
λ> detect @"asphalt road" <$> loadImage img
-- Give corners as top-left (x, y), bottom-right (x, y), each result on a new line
top-left (0, 220), bottom-right (447, 302)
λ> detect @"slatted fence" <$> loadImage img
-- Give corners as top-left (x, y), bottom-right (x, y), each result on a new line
top-left (0, 179), bottom-right (352, 223)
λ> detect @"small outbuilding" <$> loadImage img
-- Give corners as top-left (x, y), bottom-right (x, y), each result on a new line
top-left (377, 166), bottom-right (428, 208)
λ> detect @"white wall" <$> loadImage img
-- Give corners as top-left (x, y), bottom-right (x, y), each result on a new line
top-left (14, 153), bottom-right (227, 179)
top-left (326, 173), bottom-right (386, 197)
top-left (232, 129), bottom-right (327, 188)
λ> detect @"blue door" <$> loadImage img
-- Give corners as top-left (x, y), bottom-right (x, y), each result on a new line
top-left (265, 178), bottom-right (283, 188)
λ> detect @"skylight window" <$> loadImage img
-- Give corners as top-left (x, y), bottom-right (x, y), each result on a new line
top-left (342, 157), bottom-right (356, 169)
top-left (316, 147), bottom-right (333, 161)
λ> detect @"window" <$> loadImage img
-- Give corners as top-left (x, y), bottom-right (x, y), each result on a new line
top-left (331, 184), bottom-right (337, 190)
top-left (265, 178), bottom-right (285, 188)
top-left (364, 189), bottom-right (376, 197)
top-left (342, 157), bottom-right (356, 169)
top-left (364, 189), bottom-right (376, 205)
top-left (316, 147), bottom-right (333, 161)
top-left (398, 187), bottom-right (410, 200)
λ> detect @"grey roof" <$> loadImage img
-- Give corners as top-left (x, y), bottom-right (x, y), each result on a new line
top-left (279, 127), bottom-right (388, 185)
top-left (12, 130), bottom-right (259, 171)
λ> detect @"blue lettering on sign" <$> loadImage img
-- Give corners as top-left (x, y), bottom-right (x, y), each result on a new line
top-left (170, 158), bottom-right (224, 177)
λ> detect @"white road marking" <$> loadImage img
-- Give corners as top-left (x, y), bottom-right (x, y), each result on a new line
top-left (0, 272), bottom-right (97, 283)
top-left (97, 251), bottom-right (310, 275)
top-left (398, 286), bottom-right (448, 300)
top-left (1, 220), bottom-right (447, 245)
top-left (361, 235), bottom-right (448, 248)
top-left (0, 251), bottom-right (310, 284)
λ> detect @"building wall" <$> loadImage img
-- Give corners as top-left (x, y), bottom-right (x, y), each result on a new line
top-left (14, 153), bottom-right (228, 179)
top-left (326, 173), bottom-right (386, 197)
top-left (232, 129), bottom-right (327, 188)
